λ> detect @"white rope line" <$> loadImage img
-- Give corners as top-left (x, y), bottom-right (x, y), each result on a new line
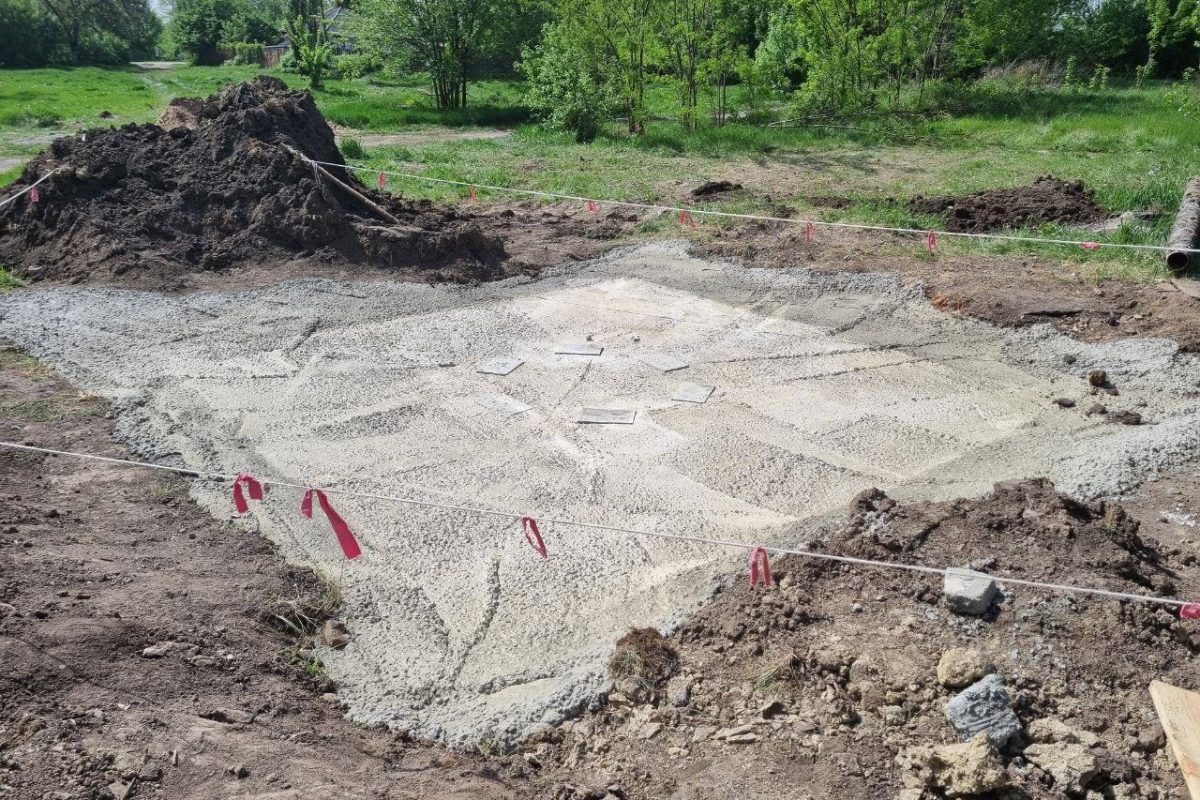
top-left (0, 169), bottom-right (58, 210)
top-left (308, 159), bottom-right (1200, 257)
top-left (2, 440), bottom-right (1191, 610)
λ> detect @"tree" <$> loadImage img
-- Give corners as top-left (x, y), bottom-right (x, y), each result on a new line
top-left (352, 0), bottom-right (504, 109)
top-left (0, 0), bottom-right (70, 66)
top-left (521, 22), bottom-right (616, 141)
top-left (36, 0), bottom-right (158, 63)
top-left (659, 0), bottom-right (720, 130)
top-left (287, 0), bottom-right (331, 87)
top-left (547, 0), bottom-right (660, 133)
top-left (167, 0), bottom-right (236, 64)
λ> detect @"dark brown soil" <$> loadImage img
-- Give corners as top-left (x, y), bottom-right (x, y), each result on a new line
top-left (690, 180), bottom-right (743, 199)
top-left (0, 77), bottom-right (506, 288)
top-left (910, 176), bottom-right (1110, 233)
top-left (696, 216), bottom-right (1200, 352)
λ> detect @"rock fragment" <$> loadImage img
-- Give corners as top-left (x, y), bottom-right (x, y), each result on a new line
top-left (1023, 742), bottom-right (1099, 793)
top-left (897, 733), bottom-right (1007, 796)
top-left (945, 674), bottom-right (1021, 747)
top-left (937, 648), bottom-right (991, 689)
top-left (943, 568), bottom-right (999, 615)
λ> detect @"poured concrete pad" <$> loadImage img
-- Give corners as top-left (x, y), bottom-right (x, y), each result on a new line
top-left (3, 242), bottom-right (1200, 746)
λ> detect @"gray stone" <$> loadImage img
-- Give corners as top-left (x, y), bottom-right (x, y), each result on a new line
top-left (945, 674), bottom-right (1021, 748)
top-left (666, 675), bottom-right (692, 707)
top-left (943, 568), bottom-right (999, 615)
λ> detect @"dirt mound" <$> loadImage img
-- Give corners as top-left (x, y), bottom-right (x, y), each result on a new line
top-left (0, 77), bottom-right (505, 287)
top-left (530, 478), bottom-right (1196, 799)
top-left (910, 176), bottom-right (1109, 233)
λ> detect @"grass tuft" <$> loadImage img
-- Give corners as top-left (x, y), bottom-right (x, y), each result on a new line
top-left (0, 265), bottom-right (27, 290)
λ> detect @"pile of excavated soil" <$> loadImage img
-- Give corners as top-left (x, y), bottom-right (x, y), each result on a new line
top-left (910, 176), bottom-right (1110, 233)
top-left (0, 77), bottom-right (505, 287)
top-left (530, 479), bottom-right (1198, 799)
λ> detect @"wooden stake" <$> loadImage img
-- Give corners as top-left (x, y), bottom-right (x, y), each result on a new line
top-left (282, 145), bottom-right (400, 225)
top-left (1149, 680), bottom-right (1200, 800)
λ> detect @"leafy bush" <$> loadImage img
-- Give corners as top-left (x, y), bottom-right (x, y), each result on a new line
top-left (230, 42), bottom-right (264, 65)
top-left (340, 137), bottom-right (365, 160)
top-left (520, 23), bottom-right (615, 143)
top-left (335, 52), bottom-right (381, 79)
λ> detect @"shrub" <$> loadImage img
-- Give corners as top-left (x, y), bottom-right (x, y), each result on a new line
top-left (340, 137), bottom-right (365, 160)
top-left (335, 52), bottom-right (381, 79)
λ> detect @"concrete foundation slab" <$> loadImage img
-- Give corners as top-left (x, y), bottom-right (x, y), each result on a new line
top-left (3, 242), bottom-right (1199, 746)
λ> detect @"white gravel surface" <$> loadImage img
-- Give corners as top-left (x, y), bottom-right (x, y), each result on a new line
top-left (2, 241), bottom-right (1199, 745)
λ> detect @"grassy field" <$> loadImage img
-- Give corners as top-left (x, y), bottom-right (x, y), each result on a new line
top-left (0, 64), bottom-right (1196, 279)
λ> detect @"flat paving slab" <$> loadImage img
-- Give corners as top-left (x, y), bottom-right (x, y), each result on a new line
top-left (3, 242), bottom-right (1200, 747)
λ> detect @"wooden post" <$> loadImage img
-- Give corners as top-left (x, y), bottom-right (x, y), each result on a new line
top-left (1149, 680), bottom-right (1200, 800)
top-left (1166, 177), bottom-right (1200, 273)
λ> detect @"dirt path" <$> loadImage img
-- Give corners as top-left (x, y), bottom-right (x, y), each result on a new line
top-left (334, 128), bottom-right (512, 147)
top-left (0, 342), bottom-right (515, 799)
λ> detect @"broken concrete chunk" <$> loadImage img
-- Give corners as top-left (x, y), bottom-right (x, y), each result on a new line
top-left (141, 641), bottom-right (199, 659)
top-left (945, 674), bottom-right (1021, 748)
top-left (897, 733), bottom-right (1007, 797)
top-left (1027, 717), bottom-right (1100, 747)
top-left (937, 648), bottom-right (991, 689)
top-left (1023, 743), bottom-right (1100, 793)
top-left (943, 567), bottom-right (999, 615)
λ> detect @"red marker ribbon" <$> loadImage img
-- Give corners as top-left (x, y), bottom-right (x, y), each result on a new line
top-left (803, 221), bottom-right (814, 246)
top-left (378, 172), bottom-right (387, 189)
top-left (468, 184), bottom-right (477, 203)
top-left (926, 230), bottom-right (938, 255)
top-left (749, 546), bottom-right (772, 588)
top-left (1080, 241), bottom-right (1100, 250)
top-left (231, 473), bottom-right (264, 514)
top-left (301, 488), bottom-right (362, 560)
top-left (1181, 603), bottom-right (1200, 620)
top-left (29, 187), bottom-right (40, 204)
top-left (587, 199), bottom-right (598, 213)
top-left (520, 515), bottom-right (548, 559)
top-left (679, 209), bottom-right (696, 228)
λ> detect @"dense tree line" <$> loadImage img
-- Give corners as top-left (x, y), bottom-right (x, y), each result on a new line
top-left (0, 0), bottom-right (160, 66)
top-left (1, 0), bottom-right (1194, 135)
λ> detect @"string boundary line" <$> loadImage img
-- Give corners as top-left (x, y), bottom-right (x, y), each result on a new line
top-left (0, 169), bottom-right (58, 210)
top-left (1, 439), bottom-right (1190, 611)
top-left (307, 158), bottom-right (1200, 256)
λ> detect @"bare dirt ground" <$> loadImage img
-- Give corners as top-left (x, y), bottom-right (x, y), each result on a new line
top-left (333, 128), bottom-right (512, 148)
top-left (0, 342), bottom-right (516, 800)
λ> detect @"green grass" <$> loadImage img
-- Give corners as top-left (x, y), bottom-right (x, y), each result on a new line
top-left (0, 264), bottom-right (26, 289)
top-left (0, 63), bottom-right (1194, 279)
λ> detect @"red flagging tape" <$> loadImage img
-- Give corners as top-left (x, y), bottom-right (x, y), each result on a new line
top-left (378, 172), bottom-right (387, 189)
top-left (804, 221), bottom-right (814, 246)
top-left (29, 187), bottom-right (40, 204)
top-left (469, 184), bottom-right (477, 203)
top-left (301, 488), bottom-right (362, 560)
top-left (1182, 603), bottom-right (1200, 620)
top-left (231, 473), bottom-right (264, 514)
top-left (679, 209), bottom-right (696, 228)
top-left (926, 230), bottom-right (938, 255)
top-left (587, 199), bottom-right (598, 213)
top-left (520, 515), bottom-right (548, 559)
top-left (749, 546), bottom-right (772, 588)
top-left (1080, 241), bottom-right (1100, 250)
